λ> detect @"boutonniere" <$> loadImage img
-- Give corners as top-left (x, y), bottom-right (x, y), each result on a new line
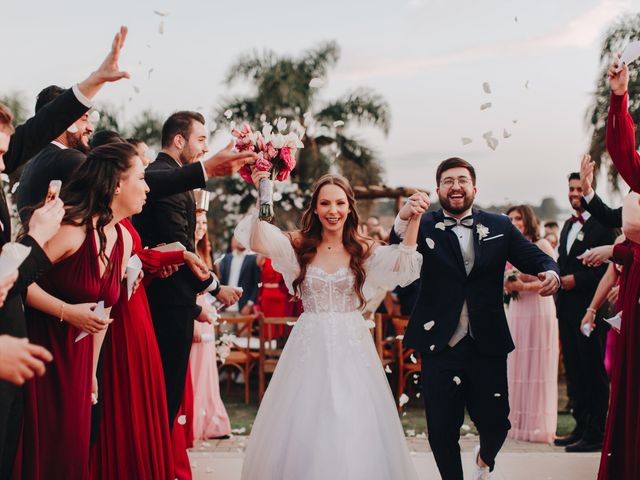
top-left (576, 231), bottom-right (585, 242)
top-left (476, 223), bottom-right (489, 240)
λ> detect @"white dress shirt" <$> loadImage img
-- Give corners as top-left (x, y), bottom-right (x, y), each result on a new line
top-left (226, 251), bottom-right (246, 312)
top-left (566, 211), bottom-right (591, 255)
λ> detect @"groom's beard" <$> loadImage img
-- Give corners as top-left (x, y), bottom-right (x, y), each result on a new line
top-left (439, 191), bottom-right (475, 215)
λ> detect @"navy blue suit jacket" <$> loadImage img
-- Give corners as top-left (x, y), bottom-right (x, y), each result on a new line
top-left (219, 253), bottom-right (260, 310)
top-left (391, 209), bottom-right (559, 357)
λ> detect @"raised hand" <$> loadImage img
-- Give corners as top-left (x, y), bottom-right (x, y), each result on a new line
top-left (0, 335), bottom-right (53, 385)
top-left (399, 191), bottom-right (430, 221)
top-left (608, 53), bottom-right (629, 96)
top-left (580, 154), bottom-right (595, 197)
top-left (202, 141), bottom-right (257, 178)
top-left (78, 26), bottom-right (130, 99)
top-left (28, 198), bottom-right (65, 247)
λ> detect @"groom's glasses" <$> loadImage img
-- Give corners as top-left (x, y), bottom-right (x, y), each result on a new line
top-left (440, 176), bottom-right (472, 188)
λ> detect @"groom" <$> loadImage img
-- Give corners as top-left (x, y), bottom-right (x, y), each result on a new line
top-left (391, 157), bottom-right (559, 480)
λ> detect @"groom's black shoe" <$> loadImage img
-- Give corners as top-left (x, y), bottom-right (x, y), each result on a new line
top-left (554, 432), bottom-right (582, 447)
top-left (565, 439), bottom-right (603, 453)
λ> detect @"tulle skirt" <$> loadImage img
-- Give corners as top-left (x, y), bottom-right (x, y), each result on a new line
top-left (241, 310), bottom-right (419, 480)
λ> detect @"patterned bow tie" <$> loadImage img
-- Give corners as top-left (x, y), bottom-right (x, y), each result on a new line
top-left (569, 214), bottom-right (585, 225)
top-left (443, 215), bottom-right (474, 229)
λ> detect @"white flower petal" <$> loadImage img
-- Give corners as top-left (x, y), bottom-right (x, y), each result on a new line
top-left (423, 320), bottom-right (435, 331)
top-left (309, 77), bottom-right (325, 88)
top-left (333, 120), bottom-right (345, 128)
top-left (223, 109), bottom-right (233, 119)
top-left (425, 238), bottom-right (435, 249)
top-left (494, 392), bottom-right (501, 397)
top-left (482, 82), bottom-right (491, 94)
top-left (430, 344), bottom-right (435, 351)
top-left (399, 393), bottom-right (410, 407)
top-left (410, 353), bottom-right (417, 364)
top-left (480, 102), bottom-right (492, 111)
top-left (385, 365), bottom-right (392, 373)
top-left (461, 137), bottom-right (473, 146)
top-left (503, 129), bottom-right (512, 139)
top-left (177, 415), bottom-right (187, 425)
top-left (453, 376), bottom-right (462, 385)
top-left (435, 222), bottom-right (445, 231)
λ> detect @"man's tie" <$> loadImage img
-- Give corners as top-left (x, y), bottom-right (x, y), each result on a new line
top-left (569, 214), bottom-right (585, 225)
top-left (443, 215), bottom-right (474, 229)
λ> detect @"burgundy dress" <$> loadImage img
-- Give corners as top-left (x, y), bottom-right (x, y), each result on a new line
top-left (90, 218), bottom-right (183, 479)
top-left (14, 225), bottom-right (124, 480)
top-left (598, 91), bottom-right (640, 479)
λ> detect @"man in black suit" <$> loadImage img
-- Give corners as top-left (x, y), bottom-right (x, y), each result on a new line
top-left (391, 157), bottom-right (559, 480)
top-left (554, 172), bottom-right (616, 453)
top-left (219, 237), bottom-right (260, 315)
top-left (134, 111), bottom-right (254, 426)
top-left (580, 154), bottom-right (622, 228)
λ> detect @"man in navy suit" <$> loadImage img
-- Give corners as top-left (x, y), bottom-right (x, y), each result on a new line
top-left (218, 237), bottom-right (260, 315)
top-left (391, 157), bottom-right (560, 480)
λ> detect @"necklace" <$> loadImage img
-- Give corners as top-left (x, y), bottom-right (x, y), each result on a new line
top-left (325, 243), bottom-right (342, 251)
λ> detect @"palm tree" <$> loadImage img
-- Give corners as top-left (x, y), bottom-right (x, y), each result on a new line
top-left (214, 41), bottom-right (390, 187)
top-left (586, 13), bottom-right (640, 190)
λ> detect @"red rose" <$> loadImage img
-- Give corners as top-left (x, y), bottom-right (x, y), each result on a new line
top-left (239, 164), bottom-right (253, 184)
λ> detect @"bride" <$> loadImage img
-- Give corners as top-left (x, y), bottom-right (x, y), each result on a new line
top-left (235, 169), bottom-right (425, 480)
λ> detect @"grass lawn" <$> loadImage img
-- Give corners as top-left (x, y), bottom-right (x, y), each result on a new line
top-left (220, 375), bottom-right (576, 438)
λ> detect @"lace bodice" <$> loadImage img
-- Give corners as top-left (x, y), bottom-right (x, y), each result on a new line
top-left (234, 211), bottom-right (422, 314)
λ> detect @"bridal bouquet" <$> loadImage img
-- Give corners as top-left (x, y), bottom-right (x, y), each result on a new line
top-left (233, 119), bottom-right (305, 222)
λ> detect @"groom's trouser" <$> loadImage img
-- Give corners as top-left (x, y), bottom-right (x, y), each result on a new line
top-left (421, 336), bottom-right (510, 480)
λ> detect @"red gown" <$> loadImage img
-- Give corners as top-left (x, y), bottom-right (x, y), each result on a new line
top-left (598, 92), bottom-right (640, 479)
top-left (15, 225), bottom-right (124, 480)
top-left (90, 218), bottom-right (183, 479)
top-left (259, 258), bottom-right (289, 338)
top-left (172, 364), bottom-right (195, 480)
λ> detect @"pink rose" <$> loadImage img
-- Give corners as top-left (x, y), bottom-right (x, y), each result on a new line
top-left (239, 165), bottom-right (253, 184)
top-left (255, 155), bottom-right (273, 172)
top-left (261, 142), bottom-right (278, 160)
top-left (280, 147), bottom-right (296, 171)
top-left (276, 169), bottom-right (290, 181)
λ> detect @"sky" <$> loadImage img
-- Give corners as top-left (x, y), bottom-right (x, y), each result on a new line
top-left (0, 0), bottom-right (637, 208)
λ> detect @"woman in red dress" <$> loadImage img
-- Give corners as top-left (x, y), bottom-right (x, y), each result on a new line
top-left (258, 256), bottom-right (290, 338)
top-left (14, 143), bottom-right (145, 479)
top-left (597, 60), bottom-right (640, 479)
top-left (90, 217), bottom-right (208, 479)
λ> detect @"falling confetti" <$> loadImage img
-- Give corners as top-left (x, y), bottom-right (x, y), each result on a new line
top-left (286, 321), bottom-right (296, 326)
top-left (435, 222), bottom-right (445, 230)
top-left (385, 365), bottom-right (392, 374)
top-left (430, 344), bottom-right (435, 351)
top-left (514, 16), bottom-right (518, 23)
top-left (148, 68), bottom-right (154, 80)
top-left (494, 393), bottom-right (501, 397)
top-left (453, 376), bottom-right (462, 385)
top-left (482, 82), bottom-right (491, 94)
top-left (482, 131), bottom-right (499, 151)
top-left (396, 334), bottom-right (404, 340)
top-left (480, 102), bottom-right (492, 111)
top-left (503, 129), bottom-right (512, 139)
top-left (231, 427), bottom-right (246, 434)
top-left (423, 320), bottom-right (435, 331)
top-left (461, 137), bottom-right (473, 146)
top-left (512, 119), bottom-right (518, 124)
top-left (177, 415), bottom-right (187, 425)
top-left (399, 393), bottom-right (410, 407)
top-left (133, 86), bottom-right (140, 94)
top-left (410, 353), bottom-right (417, 364)
top-left (524, 80), bottom-right (530, 89)
top-left (154, 10), bottom-right (170, 16)
top-left (425, 238), bottom-right (435, 249)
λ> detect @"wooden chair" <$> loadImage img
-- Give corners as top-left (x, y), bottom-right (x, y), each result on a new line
top-left (217, 314), bottom-right (259, 404)
top-left (392, 317), bottom-right (421, 411)
top-left (374, 313), bottom-right (404, 370)
top-left (258, 313), bottom-right (298, 401)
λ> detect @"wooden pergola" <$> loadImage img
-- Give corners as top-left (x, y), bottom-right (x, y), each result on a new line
top-left (353, 185), bottom-right (430, 212)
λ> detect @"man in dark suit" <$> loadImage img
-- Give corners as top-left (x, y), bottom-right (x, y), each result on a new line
top-left (134, 111), bottom-right (254, 426)
top-left (580, 153), bottom-right (622, 228)
top-left (554, 172), bottom-right (616, 453)
top-left (219, 237), bottom-right (260, 315)
top-left (391, 157), bottom-right (559, 480)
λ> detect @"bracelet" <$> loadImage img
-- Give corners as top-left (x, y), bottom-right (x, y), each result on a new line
top-left (586, 307), bottom-right (597, 315)
top-left (59, 302), bottom-right (66, 322)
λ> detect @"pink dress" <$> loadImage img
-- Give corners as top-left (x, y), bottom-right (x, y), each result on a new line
top-left (506, 276), bottom-right (559, 443)
top-left (189, 321), bottom-right (231, 439)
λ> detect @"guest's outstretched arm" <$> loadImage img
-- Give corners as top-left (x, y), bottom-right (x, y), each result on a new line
top-left (607, 59), bottom-right (640, 192)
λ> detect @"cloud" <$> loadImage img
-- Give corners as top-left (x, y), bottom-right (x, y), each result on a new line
top-left (338, 0), bottom-right (632, 80)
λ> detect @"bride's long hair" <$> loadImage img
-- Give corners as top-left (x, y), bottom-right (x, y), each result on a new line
top-left (291, 174), bottom-right (371, 308)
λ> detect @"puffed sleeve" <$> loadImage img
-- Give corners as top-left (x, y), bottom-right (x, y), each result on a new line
top-left (363, 243), bottom-right (422, 300)
top-left (234, 210), bottom-right (300, 295)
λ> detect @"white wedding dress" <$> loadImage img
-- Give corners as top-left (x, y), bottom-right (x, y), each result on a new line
top-left (235, 213), bottom-right (422, 480)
